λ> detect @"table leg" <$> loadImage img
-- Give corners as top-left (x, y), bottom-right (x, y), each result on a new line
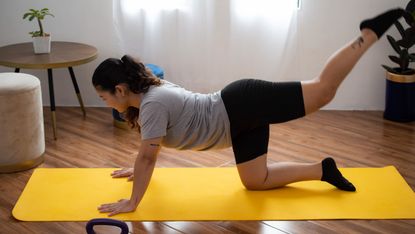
top-left (15, 68), bottom-right (20, 73)
top-left (47, 69), bottom-right (57, 140)
top-left (68, 67), bottom-right (86, 118)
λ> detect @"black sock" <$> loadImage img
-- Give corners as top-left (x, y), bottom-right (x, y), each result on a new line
top-left (360, 8), bottom-right (405, 38)
top-left (321, 157), bottom-right (356, 192)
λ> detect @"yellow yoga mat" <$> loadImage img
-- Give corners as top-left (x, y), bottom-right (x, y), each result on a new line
top-left (13, 167), bottom-right (415, 221)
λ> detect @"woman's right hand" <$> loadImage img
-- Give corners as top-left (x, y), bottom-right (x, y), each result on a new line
top-left (111, 168), bottom-right (134, 181)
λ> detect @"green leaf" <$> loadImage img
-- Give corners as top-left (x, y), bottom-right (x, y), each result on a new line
top-left (23, 13), bottom-right (31, 19)
top-left (403, 11), bottom-right (415, 25)
top-left (396, 50), bottom-right (410, 70)
top-left (406, 0), bottom-right (415, 13)
top-left (28, 15), bottom-right (35, 21)
top-left (382, 65), bottom-right (398, 74)
top-left (401, 69), bottom-right (415, 75)
top-left (387, 35), bottom-right (401, 54)
top-left (29, 31), bottom-right (42, 37)
top-left (388, 55), bottom-right (402, 65)
top-left (396, 27), bottom-right (415, 49)
top-left (394, 21), bottom-right (405, 38)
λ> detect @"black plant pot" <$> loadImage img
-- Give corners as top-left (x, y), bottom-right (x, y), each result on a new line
top-left (384, 72), bottom-right (415, 122)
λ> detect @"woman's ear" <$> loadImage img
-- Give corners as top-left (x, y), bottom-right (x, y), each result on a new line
top-left (115, 84), bottom-right (129, 97)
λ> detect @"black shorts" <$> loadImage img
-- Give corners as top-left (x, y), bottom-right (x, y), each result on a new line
top-left (221, 79), bottom-right (306, 164)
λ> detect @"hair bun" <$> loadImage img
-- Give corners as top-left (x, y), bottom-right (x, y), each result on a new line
top-left (121, 55), bottom-right (133, 66)
top-left (120, 55), bottom-right (153, 83)
top-left (121, 55), bottom-right (145, 73)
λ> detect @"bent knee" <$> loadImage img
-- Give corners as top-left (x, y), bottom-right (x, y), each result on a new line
top-left (319, 84), bottom-right (337, 106)
top-left (236, 154), bottom-right (268, 190)
top-left (307, 79), bottom-right (337, 107)
top-left (243, 183), bottom-right (265, 190)
top-left (240, 177), bottom-right (267, 190)
top-left (302, 80), bottom-right (337, 114)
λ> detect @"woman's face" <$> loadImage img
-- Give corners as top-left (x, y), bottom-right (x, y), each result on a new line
top-left (95, 86), bottom-right (129, 113)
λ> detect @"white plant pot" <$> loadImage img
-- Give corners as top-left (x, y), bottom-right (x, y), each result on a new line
top-left (32, 35), bottom-right (51, 54)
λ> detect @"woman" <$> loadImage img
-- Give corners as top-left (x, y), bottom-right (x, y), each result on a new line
top-left (94, 8), bottom-right (404, 216)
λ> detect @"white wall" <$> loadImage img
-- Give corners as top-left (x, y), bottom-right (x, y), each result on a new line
top-left (297, 0), bottom-right (405, 110)
top-left (0, 0), bottom-right (407, 109)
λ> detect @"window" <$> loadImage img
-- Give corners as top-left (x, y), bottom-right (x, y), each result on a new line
top-left (232, 0), bottom-right (300, 19)
top-left (120, 0), bottom-right (189, 15)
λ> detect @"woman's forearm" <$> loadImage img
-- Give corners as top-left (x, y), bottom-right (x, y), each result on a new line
top-left (98, 138), bottom-right (161, 216)
top-left (130, 154), bottom-right (156, 207)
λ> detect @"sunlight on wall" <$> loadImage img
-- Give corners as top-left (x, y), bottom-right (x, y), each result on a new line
top-left (121, 0), bottom-right (300, 16)
top-left (228, 0), bottom-right (300, 83)
top-left (232, 0), bottom-right (299, 21)
top-left (121, 0), bottom-right (189, 15)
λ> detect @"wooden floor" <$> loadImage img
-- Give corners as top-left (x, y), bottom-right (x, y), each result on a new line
top-left (1, 107), bottom-right (414, 234)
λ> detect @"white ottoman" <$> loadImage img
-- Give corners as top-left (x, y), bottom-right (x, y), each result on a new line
top-left (0, 73), bottom-right (45, 173)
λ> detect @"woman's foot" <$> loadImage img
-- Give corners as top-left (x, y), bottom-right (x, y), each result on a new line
top-left (321, 157), bottom-right (356, 191)
top-left (360, 8), bottom-right (405, 39)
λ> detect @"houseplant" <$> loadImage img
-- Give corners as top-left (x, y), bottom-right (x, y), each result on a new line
top-left (23, 8), bottom-right (54, 54)
top-left (382, 0), bottom-right (415, 122)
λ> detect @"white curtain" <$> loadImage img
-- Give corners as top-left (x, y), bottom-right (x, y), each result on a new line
top-left (112, 0), bottom-right (300, 93)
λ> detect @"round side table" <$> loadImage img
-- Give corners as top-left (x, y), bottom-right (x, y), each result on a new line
top-left (0, 41), bottom-right (98, 139)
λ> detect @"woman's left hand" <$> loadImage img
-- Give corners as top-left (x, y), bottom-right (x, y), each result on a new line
top-left (98, 199), bottom-right (136, 216)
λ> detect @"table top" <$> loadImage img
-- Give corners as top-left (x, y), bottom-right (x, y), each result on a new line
top-left (0, 41), bottom-right (98, 69)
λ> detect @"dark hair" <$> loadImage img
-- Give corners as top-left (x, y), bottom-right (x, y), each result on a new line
top-left (92, 55), bottom-right (161, 129)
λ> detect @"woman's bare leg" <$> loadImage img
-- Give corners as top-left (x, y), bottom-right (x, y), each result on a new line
top-left (237, 155), bottom-right (355, 191)
top-left (301, 29), bottom-right (377, 115)
top-left (301, 7), bottom-right (405, 114)
top-left (236, 9), bottom-right (404, 191)
top-left (236, 31), bottom-right (376, 191)
top-left (237, 155), bottom-right (322, 190)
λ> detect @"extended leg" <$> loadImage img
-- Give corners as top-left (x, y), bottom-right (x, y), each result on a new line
top-left (236, 9), bottom-right (404, 191)
top-left (236, 30), bottom-right (375, 190)
top-left (302, 8), bottom-right (404, 115)
top-left (301, 29), bottom-right (377, 114)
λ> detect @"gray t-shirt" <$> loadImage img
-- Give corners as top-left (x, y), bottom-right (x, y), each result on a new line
top-left (138, 80), bottom-right (232, 150)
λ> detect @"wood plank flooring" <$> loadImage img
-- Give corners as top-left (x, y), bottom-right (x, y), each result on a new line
top-left (1, 107), bottom-right (414, 234)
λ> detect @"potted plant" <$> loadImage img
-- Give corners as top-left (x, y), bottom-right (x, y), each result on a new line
top-left (382, 0), bottom-right (415, 122)
top-left (23, 8), bottom-right (54, 54)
